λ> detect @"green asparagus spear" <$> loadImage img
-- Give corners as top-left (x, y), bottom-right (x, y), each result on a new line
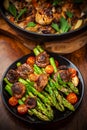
top-left (62, 97), bottom-right (75, 111)
top-left (49, 80), bottom-right (65, 111)
top-left (36, 45), bottom-right (44, 53)
top-left (19, 97), bottom-right (50, 121)
top-left (28, 91), bottom-right (54, 120)
top-left (67, 82), bottom-right (79, 95)
top-left (4, 77), bottom-right (13, 87)
top-left (5, 84), bottom-right (12, 95)
top-left (50, 57), bottom-right (57, 73)
top-left (57, 74), bottom-right (67, 87)
top-left (33, 48), bottom-right (40, 56)
top-left (49, 78), bottom-right (75, 111)
top-left (28, 109), bottom-right (50, 121)
top-left (34, 64), bottom-right (42, 74)
top-left (57, 74), bottom-right (79, 94)
top-left (50, 78), bottom-right (72, 95)
top-left (45, 84), bottom-right (63, 111)
top-left (27, 84), bottom-right (51, 105)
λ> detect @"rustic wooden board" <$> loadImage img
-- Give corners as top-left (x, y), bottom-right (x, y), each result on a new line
top-left (0, 30), bottom-right (31, 80)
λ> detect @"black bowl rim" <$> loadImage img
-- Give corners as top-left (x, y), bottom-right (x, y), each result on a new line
top-left (1, 52), bottom-right (84, 125)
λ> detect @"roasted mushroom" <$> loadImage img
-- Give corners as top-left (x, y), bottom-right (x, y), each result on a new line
top-left (36, 51), bottom-right (50, 68)
top-left (12, 82), bottom-right (26, 99)
top-left (25, 97), bottom-right (37, 109)
top-left (34, 73), bottom-right (48, 92)
top-left (17, 63), bottom-right (34, 79)
top-left (6, 69), bottom-right (19, 83)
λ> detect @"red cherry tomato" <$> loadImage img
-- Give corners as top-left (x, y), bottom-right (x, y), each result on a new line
top-left (8, 96), bottom-right (18, 106)
top-left (26, 56), bottom-right (35, 65)
top-left (29, 73), bottom-right (39, 82)
top-left (66, 92), bottom-right (78, 104)
top-left (45, 65), bottom-right (54, 74)
top-left (17, 104), bottom-right (28, 115)
top-left (68, 68), bottom-right (77, 78)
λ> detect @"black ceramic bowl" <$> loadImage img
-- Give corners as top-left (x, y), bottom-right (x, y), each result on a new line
top-left (1, 52), bottom-right (84, 124)
top-left (0, 1), bottom-right (87, 42)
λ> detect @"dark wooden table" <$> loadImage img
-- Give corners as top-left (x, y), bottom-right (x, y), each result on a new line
top-left (0, 17), bottom-right (87, 130)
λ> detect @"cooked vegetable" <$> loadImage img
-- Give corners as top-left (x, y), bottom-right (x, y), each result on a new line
top-left (25, 97), bottom-right (37, 109)
top-left (11, 82), bottom-right (26, 99)
top-left (8, 3), bottom-right (17, 18)
top-left (17, 104), bottom-right (28, 114)
top-left (26, 22), bottom-right (36, 27)
top-left (68, 68), bottom-right (77, 78)
top-left (50, 57), bottom-right (57, 73)
top-left (16, 8), bottom-right (27, 21)
top-left (66, 92), bottom-right (78, 104)
top-left (51, 23), bottom-right (60, 32)
top-left (3, 0), bottom-right (87, 34)
top-left (28, 73), bottom-right (39, 82)
top-left (71, 76), bottom-right (79, 87)
top-left (9, 96), bottom-right (18, 106)
top-left (74, 20), bottom-right (83, 30)
top-left (45, 65), bottom-right (54, 74)
top-left (60, 17), bottom-right (71, 33)
top-left (4, 45), bottom-right (80, 121)
top-left (26, 56), bottom-right (35, 65)
top-left (66, 11), bottom-right (73, 18)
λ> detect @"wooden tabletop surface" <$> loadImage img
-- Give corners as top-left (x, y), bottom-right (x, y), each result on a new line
top-left (0, 16), bottom-right (87, 130)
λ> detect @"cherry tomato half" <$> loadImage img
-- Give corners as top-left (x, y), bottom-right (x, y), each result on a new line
top-left (45, 65), bottom-right (54, 74)
top-left (68, 68), bottom-right (77, 78)
top-left (26, 56), bottom-right (35, 65)
top-left (28, 73), bottom-right (39, 82)
top-left (8, 96), bottom-right (18, 106)
top-left (66, 92), bottom-right (78, 104)
top-left (17, 104), bottom-right (28, 115)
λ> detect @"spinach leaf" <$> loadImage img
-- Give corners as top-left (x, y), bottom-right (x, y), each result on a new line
top-left (51, 23), bottom-right (60, 32)
top-left (27, 22), bottom-right (36, 27)
top-left (8, 3), bottom-right (17, 17)
top-left (60, 17), bottom-right (71, 33)
top-left (52, 0), bottom-right (62, 6)
top-left (66, 11), bottom-right (73, 18)
top-left (16, 8), bottom-right (27, 21)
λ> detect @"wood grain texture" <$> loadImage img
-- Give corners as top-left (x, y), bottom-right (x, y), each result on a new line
top-left (0, 15), bottom-right (87, 53)
top-left (0, 16), bottom-right (87, 130)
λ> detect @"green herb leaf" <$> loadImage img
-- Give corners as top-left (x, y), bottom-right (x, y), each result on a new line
top-left (52, 0), bottom-right (62, 6)
top-left (27, 22), bottom-right (36, 27)
top-left (16, 8), bottom-right (27, 21)
top-left (8, 3), bottom-right (17, 17)
top-left (51, 23), bottom-right (60, 32)
top-left (60, 17), bottom-right (71, 33)
top-left (66, 11), bottom-right (73, 18)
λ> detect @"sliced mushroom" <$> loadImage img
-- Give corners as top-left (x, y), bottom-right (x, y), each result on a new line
top-left (12, 82), bottom-right (26, 99)
top-left (34, 73), bottom-right (48, 92)
top-left (17, 63), bottom-right (34, 79)
top-left (36, 51), bottom-right (50, 68)
top-left (6, 69), bottom-right (19, 83)
top-left (25, 97), bottom-right (37, 109)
